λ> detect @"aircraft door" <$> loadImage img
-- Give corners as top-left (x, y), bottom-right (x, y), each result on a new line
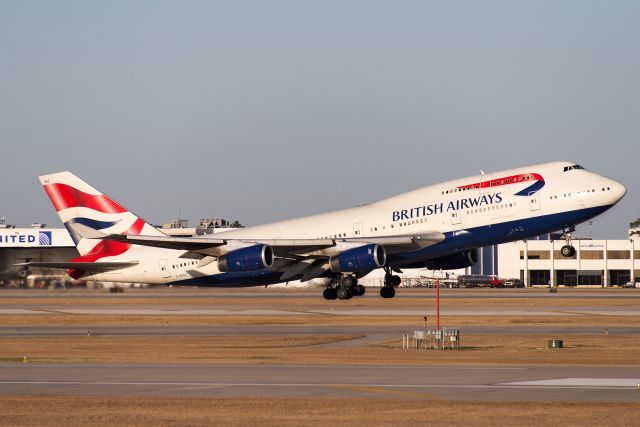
top-left (449, 211), bottom-right (462, 231)
top-left (450, 211), bottom-right (461, 225)
top-left (528, 191), bottom-right (541, 213)
top-left (479, 174), bottom-right (493, 194)
top-left (159, 259), bottom-right (171, 279)
top-left (353, 222), bottom-right (363, 237)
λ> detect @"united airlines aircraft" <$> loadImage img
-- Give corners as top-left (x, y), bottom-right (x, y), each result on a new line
top-left (23, 162), bottom-right (626, 299)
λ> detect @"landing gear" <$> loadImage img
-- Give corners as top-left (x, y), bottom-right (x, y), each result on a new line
top-left (380, 267), bottom-right (400, 299)
top-left (560, 225), bottom-right (577, 258)
top-left (336, 286), bottom-right (353, 300)
top-left (324, 274), bottom-right (363, 300)
top-left (380, 286), bottom-right (395, 298)
top-left (323, 287), bottom-right (337, 300)
top-left (560, 245), bottom-right (576, 258)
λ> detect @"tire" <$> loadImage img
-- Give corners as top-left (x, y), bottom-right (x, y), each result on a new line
top-left (391, 275), bottom-right (401, 287)
top-left (380, 286), bottom-right (396, 299)
top-left (357, 284), bottom-right (366, 296)
top-left (336, 286), bottom-right (352, 300)
top-left (323, 288), bottom-right (337, 300)
top-left (340, 275), bottom-right (356, 288)
top-left (561, 245), bottom-right (576, 258)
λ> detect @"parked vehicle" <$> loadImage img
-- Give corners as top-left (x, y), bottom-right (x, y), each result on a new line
top-left (503, 279), bottom-right (524, 288)
top-left (622, 281), bottom-right (640, 288)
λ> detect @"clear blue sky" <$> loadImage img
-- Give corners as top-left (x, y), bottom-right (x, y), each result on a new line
top-left (1, 1), bottom-right (638, 238)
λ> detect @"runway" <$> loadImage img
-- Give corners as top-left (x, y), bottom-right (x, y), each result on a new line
top-left (2, 288), bottom-right (639, 408)
top-left (1, 306), bottom-right (638, 316)
top-left (1, 363), bottom-right (638, 402)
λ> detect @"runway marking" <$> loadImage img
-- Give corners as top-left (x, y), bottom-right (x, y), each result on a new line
top-left (332, 385), bottom-right (441, 399)
top-left (501, 378), bottom-right (640, 388)
top-left (0, 381), bottom-right (633, 390)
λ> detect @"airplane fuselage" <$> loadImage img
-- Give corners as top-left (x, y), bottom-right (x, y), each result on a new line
top-left (84, 161), bottom-right (626, 287)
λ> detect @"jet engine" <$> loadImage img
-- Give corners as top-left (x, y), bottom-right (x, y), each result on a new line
top-left (329, 244), bottom-right (386, 273)
top-left (218, 244), bottom-right (274, 272)
top-left (425, 249), bottom-right (478, 270)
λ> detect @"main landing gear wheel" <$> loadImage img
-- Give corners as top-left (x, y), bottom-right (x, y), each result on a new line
top-left (324, 274), bottom-right (364, 300)
top-left (380, 286), bottom-right (395, 298)
top-left (336, 286), bottom-right (353, 300)
top-left (340, 275), bottom-right (357, 288)
top-left (323, 287), bottom-right (337, 300)
top-left (560, 225), bottom-right (577, 258)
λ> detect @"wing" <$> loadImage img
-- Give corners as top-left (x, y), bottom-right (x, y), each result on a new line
top-left (70, 223), bottom-right (444, 281)
top-left (15, 261), bottom-right (138, 271)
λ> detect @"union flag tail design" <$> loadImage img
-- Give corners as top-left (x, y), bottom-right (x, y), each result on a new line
top-left (39, 172), bottom-right (165, 264)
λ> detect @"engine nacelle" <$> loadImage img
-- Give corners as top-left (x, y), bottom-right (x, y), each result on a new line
top-left (425, 249), bottom-right (478, 270)
top-left (218, 244), bottom-right (274, 272)
top-left (329, 244), bottom-right (386, 273)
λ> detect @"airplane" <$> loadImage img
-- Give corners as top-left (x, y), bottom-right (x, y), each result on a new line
top-left (20, 161), bottom-right (626, 299)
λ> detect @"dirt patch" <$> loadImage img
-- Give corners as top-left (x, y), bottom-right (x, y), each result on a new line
top-left (0, 335), bottom-right (362, 363)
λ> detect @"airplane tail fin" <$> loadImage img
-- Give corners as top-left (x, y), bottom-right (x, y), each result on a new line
top-left (39, 171), bottom-right (165, 257)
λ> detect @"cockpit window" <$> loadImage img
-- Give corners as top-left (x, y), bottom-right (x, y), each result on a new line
top-left (563, 164), bottom-right (584, 172)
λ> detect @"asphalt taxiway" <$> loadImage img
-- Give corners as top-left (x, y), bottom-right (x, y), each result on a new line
top-left (1, 363), bottom-right (638, 402)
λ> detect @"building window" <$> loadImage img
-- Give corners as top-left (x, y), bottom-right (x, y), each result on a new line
top-left (529, 270), bottom-right (551, 286)
top-left (523, 250), bottom-right (551, 260)
top-left (581, 250), bottom-right (604, 260)
top-left (607, 250), bottom-right (630, 259)
top-left (609, 270), bottom-right (631, 286)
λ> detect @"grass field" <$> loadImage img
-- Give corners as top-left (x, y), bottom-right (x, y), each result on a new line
top-left (1, 397), bottom-right (639, 426)
top-left (2, 333), bottom-right (639, 365)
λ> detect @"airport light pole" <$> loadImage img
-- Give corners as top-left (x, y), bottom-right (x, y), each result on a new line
top-left (436, 277), bottom-right (440, 330)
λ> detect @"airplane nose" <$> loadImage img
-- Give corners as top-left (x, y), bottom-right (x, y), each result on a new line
top-left (610, 180), bottom-right (626, 203)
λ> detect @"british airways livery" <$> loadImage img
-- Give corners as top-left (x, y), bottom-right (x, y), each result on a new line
top-left (23, 162), bottom-right (626, 300)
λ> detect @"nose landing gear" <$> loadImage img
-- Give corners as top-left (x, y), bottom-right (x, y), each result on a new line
top-left (560, 225), bottom-right (577, 258)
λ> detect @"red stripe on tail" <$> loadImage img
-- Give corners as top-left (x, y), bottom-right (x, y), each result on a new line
top-left (68, 218), bottom-right (145, 279)
top-left (44, 183), bottom-right (127, 214)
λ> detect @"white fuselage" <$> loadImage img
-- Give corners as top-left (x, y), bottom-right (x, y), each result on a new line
top-left (86, 161), bottom-right (626, 285)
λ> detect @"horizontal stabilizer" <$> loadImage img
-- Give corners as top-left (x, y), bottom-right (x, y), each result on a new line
top-left (15, 261), bottom-right (139, 271)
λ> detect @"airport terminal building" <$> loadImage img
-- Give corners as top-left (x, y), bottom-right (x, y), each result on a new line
top-left (497, 237), bottom-right (640, 287)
